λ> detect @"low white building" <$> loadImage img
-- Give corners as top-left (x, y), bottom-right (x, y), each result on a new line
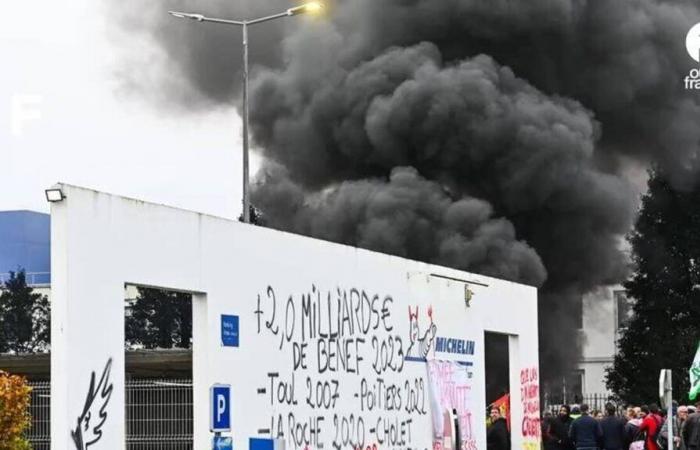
top-left (48, 183), bottom-right (542, 450)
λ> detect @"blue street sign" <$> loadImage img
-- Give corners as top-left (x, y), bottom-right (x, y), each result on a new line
top-left (213, 436), bottom-right (233, 450)
top-left (250, 438), bottom-right (275, 450)
top-left (210, 384), bottom-right (231, 432)
top-left (221, 315), bottom-right (240, 347)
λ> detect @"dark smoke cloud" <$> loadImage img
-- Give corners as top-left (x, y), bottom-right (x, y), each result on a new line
top-left (339, 0), bottom-right (700, 186)
top-left (253, 164), bottom-right (547, 286)
top-left (108, 0), bottom-right (699, 388)
top-left (250, 42), bottom-right (634, 290)
top-left (113, 0), bottom-right (700, 184)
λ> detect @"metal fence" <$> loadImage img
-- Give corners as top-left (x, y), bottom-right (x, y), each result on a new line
top-left (544, 392), bottom-right (626, 416)
top-left (126, 379), bottom-right (193, 449)
top-left (0, 271), bottom-right (51, 286)
top-left (27, 381), bottom-right (50, 450)
top-left (27, 379), bottom-right (193, 449)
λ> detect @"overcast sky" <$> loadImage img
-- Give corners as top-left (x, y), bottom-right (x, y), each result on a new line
top-left (2, 0), bottom-right (259, 219)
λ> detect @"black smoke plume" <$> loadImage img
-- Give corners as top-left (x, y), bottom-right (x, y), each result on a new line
top-left (254, 164), bottom-right (547, 285)
top-left (110, 0), bottom-right (700, 390)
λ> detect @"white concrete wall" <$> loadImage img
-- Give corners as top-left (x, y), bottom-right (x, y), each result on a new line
top-left (50, 183), bottom-right (540, 450)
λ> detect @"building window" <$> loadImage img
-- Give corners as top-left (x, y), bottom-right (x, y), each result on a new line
top-left (565, 370), bottom-right (584, 403)
top-left (615, 290), bottom-right (633, 330)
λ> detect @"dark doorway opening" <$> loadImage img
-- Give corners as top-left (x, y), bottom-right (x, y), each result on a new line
top-left (485, 332), bottom-right (510, 408)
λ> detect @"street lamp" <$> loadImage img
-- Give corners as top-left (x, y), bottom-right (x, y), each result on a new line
top-left (168, 2), bottom-right (324, 223)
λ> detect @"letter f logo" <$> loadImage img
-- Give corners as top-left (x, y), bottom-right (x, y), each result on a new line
top-left (687, 22), bottom-right (700, 63)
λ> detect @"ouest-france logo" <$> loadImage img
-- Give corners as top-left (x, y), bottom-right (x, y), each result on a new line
top-left (685, 22), bottom-right (700, 90)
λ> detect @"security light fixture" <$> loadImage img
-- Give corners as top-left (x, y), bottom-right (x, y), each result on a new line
top-left (45, 188), bottom-right (65, 203)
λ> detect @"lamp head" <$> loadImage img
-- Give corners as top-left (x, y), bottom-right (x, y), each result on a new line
top-left (303, 2), bottom-right (324, 13)
top-left (168, 11), bottom-right (205, 21)
top-left (287, 2), bottom-right (324, 16)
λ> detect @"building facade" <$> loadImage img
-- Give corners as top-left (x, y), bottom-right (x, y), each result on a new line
top-left (0, 210), bottom-right (50, 286)
top-left (0, 210), bottom-right (633, 400)
top-left (575, 285), bottom-right (634, 397)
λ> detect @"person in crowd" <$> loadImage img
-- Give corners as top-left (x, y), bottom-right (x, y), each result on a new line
top-left (626, 407), bottom-right (637, 422)
top-left (552, 405), bottom-right (575, 450)
top-left (594, 410), bottom-right (604, 421)
top-left (660, 405), bottom-right (688, 450)
top-left (601, 403), bottom-right (626, 450)
top-left (625, 407), bottom-right (644, 450)
top-left (543, 411), bottom-right (559, 450)
top-left (571, 406), bottom-right (582, 421)
top-left (625, 406), bottom-right (637, 422)
top-left (487, 406), bottom-right (510, 450)
top-left (683, 402), bottom-right (700, 450)
top-left (570, 404), bottom-right (603, 450)
top-left (640, 405), bottom-right (661, 450)
top-left (651, 404), bottom-right (665, 424)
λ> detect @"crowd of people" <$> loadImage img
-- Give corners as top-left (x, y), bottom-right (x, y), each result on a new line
top-left (540, 401), bottom-right (700, 450)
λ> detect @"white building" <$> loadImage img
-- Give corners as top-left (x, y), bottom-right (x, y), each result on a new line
top-left (575, 285), bottom-right (634, 397)
top-left (48, 183), bottom-right (542, 450)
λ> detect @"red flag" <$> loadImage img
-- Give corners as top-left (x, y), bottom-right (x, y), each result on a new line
top-left (490, 394), bottom-right (510, 430)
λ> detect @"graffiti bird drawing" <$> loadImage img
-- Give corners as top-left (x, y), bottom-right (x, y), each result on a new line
top-left (71, 358), bottom-right (114, 450)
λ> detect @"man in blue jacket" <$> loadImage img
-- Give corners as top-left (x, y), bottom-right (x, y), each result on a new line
top-left (570, 404), bottom-right (603, 450)
top-left (600, 403), bottom-right (626, 450)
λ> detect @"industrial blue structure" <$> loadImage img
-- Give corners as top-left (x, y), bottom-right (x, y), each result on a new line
top-left (0, 210), bottom-right (50, 285)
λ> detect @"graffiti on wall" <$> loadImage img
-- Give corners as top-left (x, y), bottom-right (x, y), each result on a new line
top-left (254, 285), bottom-right (437, 450)
top-left (520, 367), bottom-right (540, 450)
top-left (405, 306), bottom-right (437, 362)
top-left (427, 360), bottom-right (477, 450)
top-left (71, 358), bottom-right (114, 450)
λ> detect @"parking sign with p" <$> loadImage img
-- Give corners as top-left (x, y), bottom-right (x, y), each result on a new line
top-left (210, 384), bottom-right (231, 432)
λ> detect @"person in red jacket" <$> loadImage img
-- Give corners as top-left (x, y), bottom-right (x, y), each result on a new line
top-left (649, 404), bottom-right (664, 429)
top-left (640, 405), bottom-right (661, 450)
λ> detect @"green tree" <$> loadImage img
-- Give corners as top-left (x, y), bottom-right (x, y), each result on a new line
top-left (125, 287), bottom-right (192, 349)
top-left (0, 270), bottom-right (50, 354)
top-left (606, 171), bottom-right (700, 404)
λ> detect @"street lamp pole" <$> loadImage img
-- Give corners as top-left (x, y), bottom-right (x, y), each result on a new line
top-left (169, 3), bottom-right (323, 223)
top-left (242, 22), bottom-right (250, 223)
